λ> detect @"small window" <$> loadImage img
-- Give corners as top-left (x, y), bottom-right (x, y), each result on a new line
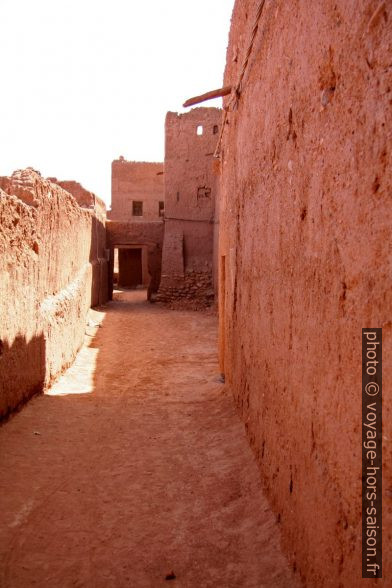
top-left (197, 186), bottom-right (211, 200)
top-left (132, 200), bottom-right (143, 216)
top-left (197, 125), bottom-right (203, 135)
top-left (159, 201), bottom-right (164, 217)
top-left (213, 125), bottom-right (219, 135)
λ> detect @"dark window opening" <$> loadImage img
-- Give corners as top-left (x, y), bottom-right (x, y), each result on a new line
top-left (197, 186), bottom-right (211, 200)
top-left (213, 125), bottom-right (219, 134)
top-left (159, 201), bottom-right (164, 217)
top-left (132, 201), bottom-right (143, 216)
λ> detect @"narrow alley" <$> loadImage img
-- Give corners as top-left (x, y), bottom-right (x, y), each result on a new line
top-left (0, 291), bottom-right (297, 588)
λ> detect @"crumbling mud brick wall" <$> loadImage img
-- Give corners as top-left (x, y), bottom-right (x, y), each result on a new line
top-left (219, 2), bottom-right (391, 587)
top-left (157, 108), bottom-right (221, 307)
top-left (109, 159), bottom-right (164, 222)
top-left (50, 179), bottom-right (108, 307)
top-left (0, 169), bottom-right (109, 419)
top-left (50, 179), bottom-right (105, 213)
top-left (106, 220), bottom-right (164, 300)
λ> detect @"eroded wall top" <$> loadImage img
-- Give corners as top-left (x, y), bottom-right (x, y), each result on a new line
top-left (0, 168), bottom-right (108, 418)
top-left (50, 179), bottom-right (107, 221)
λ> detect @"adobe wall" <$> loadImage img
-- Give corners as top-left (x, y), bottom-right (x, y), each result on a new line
top-left (219, 2), bottom-right (391, 587)
top-left (106, 220), bottom-right (164, 300)
top-left (109, 159), bottom-right (164, 222)
top-left (212, 168), bottom-right (221, 299)
top-left (157, 108), bottom-right (221, 307)
top-left (51, 178), bottom-right (108, 307)
top-left (0, 169), bottom-right (109, 419)
top-left (53, 179), bottom-right (107, 217)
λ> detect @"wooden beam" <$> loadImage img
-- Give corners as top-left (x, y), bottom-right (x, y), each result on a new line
top-left (183, 86), bottom-right (232, 108)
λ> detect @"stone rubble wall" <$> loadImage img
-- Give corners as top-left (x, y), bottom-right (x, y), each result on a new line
top-left (155, 270), bottom-right (214, 309)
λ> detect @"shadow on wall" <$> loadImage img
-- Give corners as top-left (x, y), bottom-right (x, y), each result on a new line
top-left (147, 243), bottom-right (162, 301)
top-left (89, 212), bottom-right (109, 308)
top-left (0, 333), bottom-right (46, 421)
top-left (0, 212), bottom-right (109, 423)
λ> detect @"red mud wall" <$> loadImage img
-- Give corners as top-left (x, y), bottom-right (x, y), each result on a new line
top-left (54, 179), bottom-right (107, 216)
top-left (157, 108), bottom-right (221, 306)
top-left (219, 2), bottom-right (391, 587)
top-left (106, 220), bottom-right (164, 300)
top-left (52, 179), bottom-right (108, 307)
top-left (109, 159), bottom-right (164, 222)
top-left (0, 169), bottom-right (108, 419)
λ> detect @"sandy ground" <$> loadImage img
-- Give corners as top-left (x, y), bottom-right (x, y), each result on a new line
top-left (0, 290), bottom-right (298, 588)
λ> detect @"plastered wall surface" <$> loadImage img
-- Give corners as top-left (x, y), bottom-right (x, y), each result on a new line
top-left (110, 159), bottom-right (164, 222)
top-left (219, 1), bottom-right (391, 586)
top-left (0, 169), bottom-right (108, 418)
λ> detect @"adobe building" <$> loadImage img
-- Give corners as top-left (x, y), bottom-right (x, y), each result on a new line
top-left (218, 1), bottom-right (391, 586)
top-left (106, 158), bottom-right (164, 296)
top-left (109, 158), bottom-right (164, 222)
top-left (156, 107), bottom-right (221, 306)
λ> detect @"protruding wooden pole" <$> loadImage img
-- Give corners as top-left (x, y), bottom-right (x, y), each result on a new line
top-left (183, 86), bottom-right (232, 108)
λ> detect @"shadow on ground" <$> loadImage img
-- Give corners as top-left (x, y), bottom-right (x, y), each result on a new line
top-left (0, 290), bottom-right (298, 588)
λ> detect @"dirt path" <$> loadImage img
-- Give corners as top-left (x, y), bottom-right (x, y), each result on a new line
top-left (0, 290), bottom-right (298, 588)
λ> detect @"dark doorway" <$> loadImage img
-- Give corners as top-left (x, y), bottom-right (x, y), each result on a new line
top-left (118, 248), bottom-right (142, 288)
